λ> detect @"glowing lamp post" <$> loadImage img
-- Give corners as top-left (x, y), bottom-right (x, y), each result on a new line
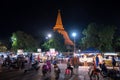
top-left (46, 34), bottom-right (52, 49)
top-left (48, 34), bottom-right (52, 38)
top-left (46, 34), bottom-right (52, 39)
top-left (72, 32), bottom-right (76, 56)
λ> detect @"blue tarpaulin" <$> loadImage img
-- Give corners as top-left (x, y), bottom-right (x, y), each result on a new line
top-left (81, 47), bottom-right (101, 53)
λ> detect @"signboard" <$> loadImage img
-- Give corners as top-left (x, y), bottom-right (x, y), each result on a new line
top-left (50, 48), bottom-right (55, 53)
top-left (37, 48), bottom-right (41, 52)
top-left (45, 48), bottom-right (58, 56)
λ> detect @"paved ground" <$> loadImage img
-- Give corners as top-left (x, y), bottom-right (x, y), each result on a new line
top-left (0, 63), bottom-right (112, 80)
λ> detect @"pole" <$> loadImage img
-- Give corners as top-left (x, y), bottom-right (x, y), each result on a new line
top-left (72, 32), bottom-right (76, 56)
top-left (74, 36), bottom-right (75, 55)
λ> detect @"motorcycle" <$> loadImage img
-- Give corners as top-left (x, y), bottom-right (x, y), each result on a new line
top-left (24, 60), bottom-right (40, 73)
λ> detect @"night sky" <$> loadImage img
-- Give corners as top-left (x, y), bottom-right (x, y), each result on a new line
top-left (0, 0), bottom-right (120, 40)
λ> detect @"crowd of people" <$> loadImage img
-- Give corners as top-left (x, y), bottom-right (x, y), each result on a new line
top-left (0, 53), bottom-right (61, 80)
top-left (88, 54), bottom-right (120, 80)
top-left (0, 53), bottom-right (120, 80)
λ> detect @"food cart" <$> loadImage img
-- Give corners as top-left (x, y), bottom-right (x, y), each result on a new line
top-left (103, 52), bottom-right (118, 67)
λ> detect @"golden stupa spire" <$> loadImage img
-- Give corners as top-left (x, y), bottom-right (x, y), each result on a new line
top-left (53, 10), bottom-right (74, 46)
top-left (53, 9), bottom-right (64, 31)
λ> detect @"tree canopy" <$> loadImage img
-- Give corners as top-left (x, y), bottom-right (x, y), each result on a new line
top-left (11, 31), bottom-right (38, 52)
top-left (0, 42), bottom-right (7, 52)
top-left (42, 32), bottom-right (66, 52)
top-left (81, 23), bottom-right (116, 52)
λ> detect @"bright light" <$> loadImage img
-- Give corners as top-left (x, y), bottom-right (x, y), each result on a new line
top-left (48, 34), bottom-right (52, 38)
top-left (72, 32), bottom-right (76, 37)
top-left (72, 32), bottom-right (77, 56)
top-left (46, 34), bottom-right (52, 39)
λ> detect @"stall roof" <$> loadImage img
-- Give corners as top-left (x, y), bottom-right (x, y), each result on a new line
top-left (104, 52), bottom-right (117, 56)
top-left (81, 47), bottom-right (101, 53)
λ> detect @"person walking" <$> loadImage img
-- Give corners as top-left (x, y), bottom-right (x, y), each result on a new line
top-left (71, 56), bottom-right (79, 75)
top-left (54, 64), bottom-right (61, 80)
top-left (83, 55), bottom-right (88, 66)
top-left (112, 56), bottom-right (116, 69)
top-left (29, 54), bottom-right (33, 64)
top-left (95, 54), bottom-right (99, 67)
top-left (98, 54), bottom-right (103, 68)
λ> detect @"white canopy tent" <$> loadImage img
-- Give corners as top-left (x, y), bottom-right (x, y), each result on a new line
top-left (104, 52), bottom-right (117, 56)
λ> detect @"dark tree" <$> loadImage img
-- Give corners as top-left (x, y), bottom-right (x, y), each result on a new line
top-left (81, 23), bottom-right (116, 52)
top-left (11, 31), bottom-right (38, 52)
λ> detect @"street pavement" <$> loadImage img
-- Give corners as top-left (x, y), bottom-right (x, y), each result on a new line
top-left (0, 63), bottom-right (110, 80)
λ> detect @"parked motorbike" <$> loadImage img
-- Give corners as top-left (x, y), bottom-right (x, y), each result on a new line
top-left (24, 61), bottom-right (40, 73)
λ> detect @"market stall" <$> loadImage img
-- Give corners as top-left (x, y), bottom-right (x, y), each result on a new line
top-left (103, 52), bottom-right (118, 67)
top-left (79, 47), bottom-right (101, 66)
